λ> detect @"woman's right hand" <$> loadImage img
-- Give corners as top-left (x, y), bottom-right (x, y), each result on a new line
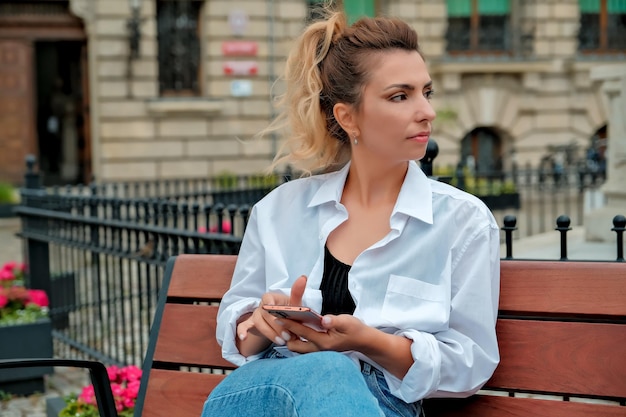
top-left (235, 275), bottom-right (307, 356)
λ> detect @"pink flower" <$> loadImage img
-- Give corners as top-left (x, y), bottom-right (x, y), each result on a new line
top-left (107, 365), bottom-right (121, 383)
top-left (2, 261), bottom-right (17, 271)
top-left (197, 226), bottom-right (207, 233)
top-left (27, 289), bottom-right (49, 307)
top-left (0, 269), bottom-right (14, 281)
top-left (120, 365), bottom-right (142, 382)
top-left (0, 293), bottom-right (8, 308)
top-left (78, 385), bottom-right (96, 406)
top-left (209, 220), bottom-right (232, 234)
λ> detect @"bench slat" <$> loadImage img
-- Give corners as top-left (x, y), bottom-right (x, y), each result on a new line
top-left (168, 254), bottom-right (236, 299)
top-left (487, 319), bottom-right (626, 398)
top-left (500, 261), bottom-right (626, 316)
top-left (426, 395), bottom-right (626, 417)
top-left (141, 369), bottom-right (226, 417)
top-left (153, 303), bottom-right (234, 368)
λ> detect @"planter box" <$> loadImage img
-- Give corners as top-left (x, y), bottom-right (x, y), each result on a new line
top-left (0, 318), bottom-right (53, 396)
top-left (478, 193), bottom-right (521, 211)
top-left (0, 203), bottom-right (16, 218)
top-left (46, 396), bottom-right (66, 417)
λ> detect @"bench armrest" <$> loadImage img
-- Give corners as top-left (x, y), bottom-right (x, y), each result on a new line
top-left (0, 358), bottom-right (119, 417)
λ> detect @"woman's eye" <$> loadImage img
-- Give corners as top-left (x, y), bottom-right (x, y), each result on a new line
top-left (424, 89), bottom-right (435, 100)
top-left (391, 93), bottom-right (408, 102)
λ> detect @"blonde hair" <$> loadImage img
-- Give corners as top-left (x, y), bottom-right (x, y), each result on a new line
top-left (265, 6), bottom-right (421, 175)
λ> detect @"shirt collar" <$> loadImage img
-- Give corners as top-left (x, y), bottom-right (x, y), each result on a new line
top-left (307, 160), bottom-right (433, 224)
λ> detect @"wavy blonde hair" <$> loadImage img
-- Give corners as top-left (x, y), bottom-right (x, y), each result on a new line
top-left (265, 6), bottom-right (421, 175)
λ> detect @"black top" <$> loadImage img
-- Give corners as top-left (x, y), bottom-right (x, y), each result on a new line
top-left (320, 245), bottom-right (356, 315)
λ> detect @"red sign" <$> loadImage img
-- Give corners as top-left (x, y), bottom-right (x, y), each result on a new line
top-left (223, 61), bottom-right (258, 76)
top-left (222, 41), bottom-right (258, 56)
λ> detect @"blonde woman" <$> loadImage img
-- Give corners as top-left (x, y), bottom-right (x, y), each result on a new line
top-left (201, 8), bottom-right (500, 417)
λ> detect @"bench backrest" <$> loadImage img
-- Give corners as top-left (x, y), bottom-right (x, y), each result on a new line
top-left (134, 255), bottom-right (626, 417)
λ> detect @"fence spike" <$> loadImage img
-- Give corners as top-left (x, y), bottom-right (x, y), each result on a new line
top-left (555, 215), bottom-right (571, 261)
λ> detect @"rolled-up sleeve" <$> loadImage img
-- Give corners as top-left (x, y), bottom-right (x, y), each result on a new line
top-left (216, 206), bottom-right (267, 366)
top-left (382, 224), bottom-right (501, 402)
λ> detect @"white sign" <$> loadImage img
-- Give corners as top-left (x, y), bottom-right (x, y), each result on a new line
top-left (230, 80), bottom-right (253, 97)
top-left (229, 10), bottom-right (248, 36)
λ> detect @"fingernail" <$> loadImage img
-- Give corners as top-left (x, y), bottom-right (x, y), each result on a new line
top-left (275, 319), bottom-right (284, 326)
top-left (238, 333), bottom-right (246, 341)
top-left (322, 316), bottom-right (331, 326)
top-left (281, 331), bottom-right (291, 341)
top-left (274, 336), bottom-right (286, 346)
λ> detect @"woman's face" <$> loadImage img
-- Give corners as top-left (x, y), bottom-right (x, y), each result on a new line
top-left (352, 49), bottom-right (436, 164)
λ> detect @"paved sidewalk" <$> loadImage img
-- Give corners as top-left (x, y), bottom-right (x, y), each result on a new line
top-left (0, 368), bottom-right (90, 417)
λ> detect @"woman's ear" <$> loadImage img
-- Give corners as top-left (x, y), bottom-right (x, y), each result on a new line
top-left (333, 102), bottom-right (359, 138)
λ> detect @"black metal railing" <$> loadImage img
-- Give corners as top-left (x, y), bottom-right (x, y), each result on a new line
top-left (14, 150), bottom-right (624, 368)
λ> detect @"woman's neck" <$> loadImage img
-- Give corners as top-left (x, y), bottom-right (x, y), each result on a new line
top-left (343, 159), bottom-right (408, 208)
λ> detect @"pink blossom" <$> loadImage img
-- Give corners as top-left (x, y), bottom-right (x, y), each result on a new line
top-left (2, 261), bottom-right (17, 272)
top-left (120, 365), bottom-right (142, 382)
top-left (0, 269), bottom-right (14, 281)
top-left (0, 293), bottom-right (8, 308)
top-left (125, 379), bottom-right (141, 400)
top-left (78, 385), bottom-right (96, 406)
top-left (209, 220), bottom-right (232, 234)
top-left (27, 289), bottom-right (49, 307)
top-left (107, 365), bottom-right (121, 383)
top-left (197, 226), bottom-right (207, 233)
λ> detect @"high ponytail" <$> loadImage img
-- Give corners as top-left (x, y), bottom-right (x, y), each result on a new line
top-left (266, 7), bottom-right (421, 175)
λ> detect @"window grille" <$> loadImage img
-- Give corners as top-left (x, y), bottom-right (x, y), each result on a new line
top-left (578, 0), bottom-right (626, 53)
top-left (446, 0), bottom-right (511, 53)
top-left (157, 0), bottom-right (202, 96)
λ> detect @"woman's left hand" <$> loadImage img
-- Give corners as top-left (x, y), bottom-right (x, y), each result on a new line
top-left (279, 314), bottom-right (369, 353)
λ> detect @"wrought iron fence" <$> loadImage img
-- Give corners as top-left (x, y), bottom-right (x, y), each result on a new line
top-left (14, 152), bottom-right (624, 368)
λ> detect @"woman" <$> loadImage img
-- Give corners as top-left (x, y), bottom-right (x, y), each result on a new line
top-left (201, 8), bottom-right (500, 417)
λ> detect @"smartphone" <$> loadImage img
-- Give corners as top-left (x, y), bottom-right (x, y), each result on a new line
top-left (262, 305), bottom-right (325, 331)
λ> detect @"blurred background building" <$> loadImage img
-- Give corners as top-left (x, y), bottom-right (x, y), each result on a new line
top-left (0, 0), bottom-right (624, 185)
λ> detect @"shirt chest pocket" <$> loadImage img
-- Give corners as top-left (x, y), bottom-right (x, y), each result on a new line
top-left (381, 274), bottom-right (450, 332)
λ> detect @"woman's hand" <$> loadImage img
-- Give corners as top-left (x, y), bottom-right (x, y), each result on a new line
top-left (279, 314), bottom-right (368, 353)
top-left (279, 313), bottom-right (414, 379)
top-left (235, 275), bottom-right (308, 356)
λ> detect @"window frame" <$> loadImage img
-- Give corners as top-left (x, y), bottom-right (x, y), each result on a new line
top-left (446, 0), bottom-right (512, 55)
top-left (156, 0), bottom-right (203, 97)
top-left (578, 0), bottom-right (626, 53)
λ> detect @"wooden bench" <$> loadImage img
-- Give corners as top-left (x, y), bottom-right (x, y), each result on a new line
top-left (1, 254), bottom-right (625, 417)
top-left (131, 254), bottom-right (626, 417)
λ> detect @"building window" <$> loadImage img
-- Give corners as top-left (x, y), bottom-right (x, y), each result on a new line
top-left (578, 0), bottom-right (626, 53)
top-left (157, 0), bottom-right (202, 96)
top-left (307, 0), bottom-right (376, 22)
top-left (446, 0), bottom-right (511, 54)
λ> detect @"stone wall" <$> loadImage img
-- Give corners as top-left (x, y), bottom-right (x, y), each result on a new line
top-left (72, 0), bottom-right (622, 180)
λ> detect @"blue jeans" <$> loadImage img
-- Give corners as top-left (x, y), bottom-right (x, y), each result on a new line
top-left (200, 350), bottom-right (423, 417)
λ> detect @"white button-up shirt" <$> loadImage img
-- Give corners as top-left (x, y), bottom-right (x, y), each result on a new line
top-left (216, 160), bottom-right (500, 403)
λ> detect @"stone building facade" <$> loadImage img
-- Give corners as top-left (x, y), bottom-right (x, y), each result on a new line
top-left (0, 0), bottom-right (624, 184)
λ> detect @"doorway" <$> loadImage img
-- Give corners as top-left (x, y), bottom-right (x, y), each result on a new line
top-left (460, 127), bottom-right (503, 175)
top-left (35, 41), bottom-right (90, 186)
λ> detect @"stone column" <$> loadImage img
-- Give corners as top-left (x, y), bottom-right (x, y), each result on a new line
top-left (585, 64), bottom-right (626, 241)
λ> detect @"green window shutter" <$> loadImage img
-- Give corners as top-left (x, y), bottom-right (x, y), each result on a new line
top-left (608, 0), bottom-right (626, 13)
top-left (579, 0), bottom-right (600, 13)
top-left (447, 0), bottom-right (472, 17)
top-left (478, 0), bottom-right (510, 15)
top-left (343, 0), bottom-right (375, 23)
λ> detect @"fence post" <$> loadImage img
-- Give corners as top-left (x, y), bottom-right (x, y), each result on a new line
top-left (21, 155), bottom-right (52, 298)
top-left (420, 139), bottom-right (439, 177)
top-left (612, 215), bottom-right (625, 262)
top-left (555, 215), bottom-right (571, 261)
top-left (502, 215), bottom-right (517, 260)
